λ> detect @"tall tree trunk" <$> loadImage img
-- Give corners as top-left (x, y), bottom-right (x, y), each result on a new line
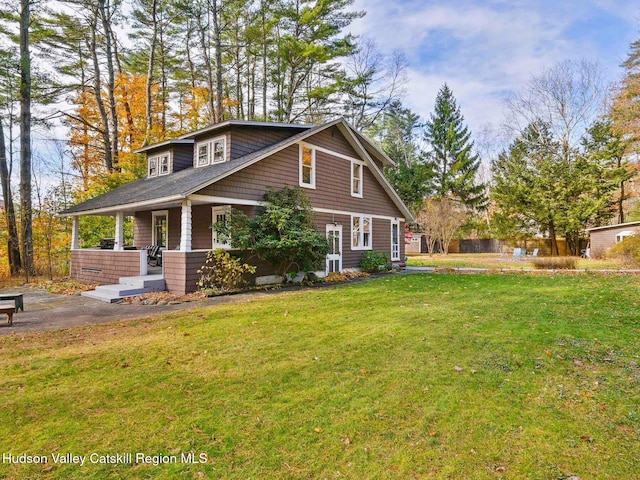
top-left (145, 0), bottom-right (159, 145)
top-left (196, 15), bottom-right (216, 123)
top-left (261, 1), bottom-right (268, 120)
top-left (0, 119), bottom-right (22, 275)
top-left (20, 0), bottom-right (34, 277)
top-left (99, 0), bottom-right (119, 168)
top-left (548, 221), bottom-right (559, 256)
top-left (618, 155), bottom-right (625, 224)
top-left (111, 27), bottom-right (135, 147)
top-left (211, 0), bottom-right (224, 122)
top-left (88, 22), bottom-right (114, 172)
top-left (159, 17), bottom-right (167, 136)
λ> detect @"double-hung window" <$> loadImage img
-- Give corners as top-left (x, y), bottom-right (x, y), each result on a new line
top-left (148, 157), bottom-right (158, 177)
top-left (299, 144), bottom-right (316, 188)
top-left (196, 136), bottom-right (226, 167)
top-left (391, 219), bottom-right (400, 261)
top-left (159, 155), bottom-right (169, 175)
top-left (212, 205), bottom-right (232, 249)
top-left (351, 161), bottom-right (363, 197)
top-left (197, 144), bottom-right (209, 167)
top-left (352, 215), bottom-right (372, 250)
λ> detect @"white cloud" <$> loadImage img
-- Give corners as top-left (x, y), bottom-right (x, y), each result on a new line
top-left (349, 0), bottom-right (638, 136)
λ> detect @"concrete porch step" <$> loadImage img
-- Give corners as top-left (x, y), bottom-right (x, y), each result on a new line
top-left (81, 275), bottom-right (166, 303)
top-left (119, 274), bottom-right (166, 291)
top-left (94, 284), bottom-right (151, 297)
top-left (80, 288), bottom-right (139, 304)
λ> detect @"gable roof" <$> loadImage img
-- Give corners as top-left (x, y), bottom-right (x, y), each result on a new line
top-left (134, 139), bottom-right (194, 154)
top-left (61, 119), bottom-right (413, 221)
top-left (178, 119), bottom-right (314, 140)
top-left (586, 221), bottom-right (640, 232)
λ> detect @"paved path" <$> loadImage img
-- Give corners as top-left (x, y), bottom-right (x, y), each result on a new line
top-left (0, 287), bottom-right (276, 335)
top-left (3, 268), bottom-right (639, 334)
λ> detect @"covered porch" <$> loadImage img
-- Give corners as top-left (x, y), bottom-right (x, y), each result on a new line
top-left (66, 195), bottom-right (256, 294)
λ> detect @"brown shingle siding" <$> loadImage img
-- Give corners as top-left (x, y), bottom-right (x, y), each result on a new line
top-left (71, 250), bottom-right (142, 285)
top-left (200, 129), bottom-right (404, 219)
top-left (172, 144), bottom-right (194, 172)
top-left (229, 126), bottom-right (301, 159)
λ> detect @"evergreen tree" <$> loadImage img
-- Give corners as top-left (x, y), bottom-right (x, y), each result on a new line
top-left (423, 84), bottom-right (485, 208)
top-left (612, 37), bottom-right (640, 152)
top-left (492, 121), bottom-right (626, 255)
top-left (373, 100), bottom-right (431, 213)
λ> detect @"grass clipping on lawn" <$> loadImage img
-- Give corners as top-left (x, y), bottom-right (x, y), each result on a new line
top-left (0, 273), bottom-right (639, 479)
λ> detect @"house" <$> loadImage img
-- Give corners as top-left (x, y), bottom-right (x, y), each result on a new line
top-left (61, 118), bottom-right (414, 296)
top-left (586, 221), bottom-right (640, 257)
top-left (405, 232), bottom-right (426, 254)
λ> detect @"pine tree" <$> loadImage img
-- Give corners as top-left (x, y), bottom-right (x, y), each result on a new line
top-left (373, 100), bottom-right (431, 213)
top-left (612, 38), bottom-right (640, 152)
top-left (423, 84), bottom-right (485, 208)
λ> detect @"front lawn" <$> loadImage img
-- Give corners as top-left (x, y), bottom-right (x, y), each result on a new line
top-left (1, 273), bottom-right (639, 479)
top-left (407, 253), bottom-right (626, 270)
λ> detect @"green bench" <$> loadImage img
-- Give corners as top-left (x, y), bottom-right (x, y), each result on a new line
top-left (0, 293), bottom-right (24, 312)
top-left (0, 305), bottom-right (15, 326)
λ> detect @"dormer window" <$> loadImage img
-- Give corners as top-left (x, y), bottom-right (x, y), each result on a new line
top-left (148, 154), bottom-right (170, 177)
top-left (159, 155), bottom-right (169, 175)
top-left (197, 144), bottom-right (209, 167)
top-left (196, 136), bottom-right (226, 167)
top-left (148, 157), bottom-right (158, 177)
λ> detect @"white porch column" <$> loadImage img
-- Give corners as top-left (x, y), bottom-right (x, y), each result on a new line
top-left (71, 216), bottom-right (80, 250)
top-left (179, 199), bottom-right (192, 251)
top-left (114, 211), bottom-right (124, 251)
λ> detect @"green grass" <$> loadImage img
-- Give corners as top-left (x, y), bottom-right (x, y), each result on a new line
top-left (407, 253), bottom-right (627, 270)
top-left (1, 273), bottom-right (639, 479)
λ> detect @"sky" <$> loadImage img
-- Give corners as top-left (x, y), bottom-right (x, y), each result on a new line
top-left (349, 0), bottom-right (640, 138)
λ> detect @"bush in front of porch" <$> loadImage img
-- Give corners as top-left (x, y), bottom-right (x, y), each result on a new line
top-left (215, 187), bottom-right (329, 281)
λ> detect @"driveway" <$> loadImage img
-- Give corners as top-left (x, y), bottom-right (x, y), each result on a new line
top-left (0, 287), bottom-right (273, 334)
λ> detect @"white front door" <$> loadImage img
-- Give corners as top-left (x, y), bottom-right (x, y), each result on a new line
top-left (326, 224), bottom-right (342, 273)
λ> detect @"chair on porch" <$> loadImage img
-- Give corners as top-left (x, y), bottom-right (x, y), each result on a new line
top-left (147, 245), bottom-right (162, 267)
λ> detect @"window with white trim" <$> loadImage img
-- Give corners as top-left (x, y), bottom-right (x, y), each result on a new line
top-left (391, 219), bottom-right (400, 260)
top-left (212, 205), bottom-right (232, 249)
top-left (148, 157), bottom-right (158, 177)
top-left (351, 215), bottom-right (372, 250)
top-left (299, 144), bottom-right (316, 188)
top-left (196, 136), bottom-right (227, 167)
top-left (152, 210), bottom-right (168, 247)
top-left (197, 144), bottom-right (209, 167)
top-left (351, 161), bottom-right (363, 197)
top-left (159, 155), bottom-right (169, 175)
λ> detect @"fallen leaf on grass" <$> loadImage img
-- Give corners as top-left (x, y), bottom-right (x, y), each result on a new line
top-left (428, 431), bottom-right (437, 437)
top-left (314, 427), bottom-right (323, 433)
top-left (580, 435), bottom-right (594, 443)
